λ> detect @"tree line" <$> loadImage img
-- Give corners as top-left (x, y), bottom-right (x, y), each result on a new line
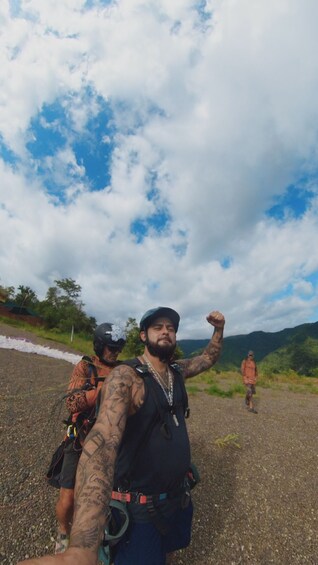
top-left (1, 278), bottom-right (97, 335)
top-left (0, 279), bottom-right (183, 358)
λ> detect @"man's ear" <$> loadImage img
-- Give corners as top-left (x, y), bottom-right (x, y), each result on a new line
top-left (140, 330), bottom-right (147, 344)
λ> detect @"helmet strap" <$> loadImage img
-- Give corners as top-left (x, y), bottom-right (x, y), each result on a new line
top-left (99, 357), bottom-right (118, 367)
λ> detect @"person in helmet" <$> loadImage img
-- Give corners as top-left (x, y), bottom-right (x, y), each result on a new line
top-left (23, 307), bottom-right (224, 565)
top-left (93, 323), bottom-right (126, 366)
top-left (54, 323), bottom-right (126, 554)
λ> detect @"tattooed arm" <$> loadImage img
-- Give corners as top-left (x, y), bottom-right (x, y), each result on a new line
top-left (177, 311), bottom-right (225, 380)
top-left (65, 360), bottom-right (93, 414)
top-left (69, 363), bottom-right (142, 559)
top-left (17, 364), bottom-right (143, 565)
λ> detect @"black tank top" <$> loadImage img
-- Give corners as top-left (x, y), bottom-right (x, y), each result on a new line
top-left (114, 363), bottom-right (191, 495)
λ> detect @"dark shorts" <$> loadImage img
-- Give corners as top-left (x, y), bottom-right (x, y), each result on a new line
top-left (59, 441), bottom-right (81, 489)
top-left (113, 500), bottom-right (193, 565)
top-left (245, 384), bottom-right (256, 396)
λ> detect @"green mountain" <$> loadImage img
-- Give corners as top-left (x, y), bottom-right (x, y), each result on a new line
top-left (178, 321), bottom-right (318, 375)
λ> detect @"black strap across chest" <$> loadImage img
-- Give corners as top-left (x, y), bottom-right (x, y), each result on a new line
top-left (82, 355), bottom-right (103, 385)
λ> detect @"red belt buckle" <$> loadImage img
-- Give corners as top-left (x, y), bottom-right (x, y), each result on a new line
top-left (112, 491), bottom-right (131, 503)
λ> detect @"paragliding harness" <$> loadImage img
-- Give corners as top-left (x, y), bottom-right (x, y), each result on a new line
top-left (46, 356), bottom-right (105, 488)
top-left (64, 355), bottom-right (105, 446)
top-left (98, 358), bottom-right (200, 564)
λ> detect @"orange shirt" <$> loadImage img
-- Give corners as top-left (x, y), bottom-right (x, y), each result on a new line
top-left (66, 355), bottom-right (114, 418)
top-left (241, 358), bottom-right (258, 385)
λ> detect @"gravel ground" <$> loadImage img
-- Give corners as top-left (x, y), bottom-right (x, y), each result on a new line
top-left (1, 324), bottom-right (317, 564)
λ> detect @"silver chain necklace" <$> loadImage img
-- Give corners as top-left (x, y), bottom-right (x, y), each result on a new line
top-left (143, 354), bottom-right (173, 404)
top-left (143, 355), bottom-right (179, 426)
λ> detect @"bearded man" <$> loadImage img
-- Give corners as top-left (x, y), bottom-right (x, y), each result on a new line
top-left (19, 306), bottom-right (225, 565)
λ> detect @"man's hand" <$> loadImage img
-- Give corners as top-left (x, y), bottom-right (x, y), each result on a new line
top-left (206, 311), bottom-right (225, 329)
top-left (178, 310), bottom-right (225, 379)
top-left (17, 547), bottom-right (95, 565)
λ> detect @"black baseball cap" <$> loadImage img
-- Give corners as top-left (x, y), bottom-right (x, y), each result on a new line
top-left (139, 307), bottom-right (180, 332)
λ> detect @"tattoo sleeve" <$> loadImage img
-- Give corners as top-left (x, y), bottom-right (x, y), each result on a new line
top-left (66, 360), bottom-right (91, 413)
top-left (69, 365), bottom-right (135, 557)
top-left (178, 326), bottom-right (224, 379)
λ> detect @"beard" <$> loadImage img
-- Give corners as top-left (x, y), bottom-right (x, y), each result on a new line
top-left (145, 336), bottom-right (176, 363)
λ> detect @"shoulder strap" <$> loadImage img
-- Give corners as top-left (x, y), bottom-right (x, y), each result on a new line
top-left (93, 360), bottom-right (124, 420)
top-left (121, 357), bottom-right (147, 372)
top-left (116, 358), bottom-right (161, 487)
top-left (170, 362), bottom-right (190, 418)
top-left (82, 355), bottom-right (100, 387)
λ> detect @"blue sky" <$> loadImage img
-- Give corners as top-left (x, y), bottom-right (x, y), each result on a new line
top-left (25, 94), bottom-right (115, 196)
top-left (1, 0), bottom-right (318, 338)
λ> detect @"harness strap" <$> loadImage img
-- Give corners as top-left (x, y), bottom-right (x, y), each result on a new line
top-left (111, 478), bottom-right (187, 505)
top-left (111, 490), bottom-right (168, 505)
top-left (82, 355), bottom-right (99, 387)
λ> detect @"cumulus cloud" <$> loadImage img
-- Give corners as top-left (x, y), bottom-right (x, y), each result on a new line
top-left (1, 0), bottom-right (318, 339)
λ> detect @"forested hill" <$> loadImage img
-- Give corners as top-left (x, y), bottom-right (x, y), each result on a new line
top-left (178, 321), bottom-right (318, 375)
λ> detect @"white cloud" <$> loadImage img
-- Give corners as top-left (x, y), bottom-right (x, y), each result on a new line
top-left (1, 0), bottom-right (318, 340)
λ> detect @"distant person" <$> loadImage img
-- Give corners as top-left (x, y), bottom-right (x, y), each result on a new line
top-left (241, 350), bottom-right (258, 413)
top-left (54, 323), bottom-right (126, 554)
top-left (19, 306), bottom-right (225, 565)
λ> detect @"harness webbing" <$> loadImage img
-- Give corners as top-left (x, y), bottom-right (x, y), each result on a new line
top-left (114, 358), bottom-right (189, 491)
top-left (82, 355), bottom-right (100, 386)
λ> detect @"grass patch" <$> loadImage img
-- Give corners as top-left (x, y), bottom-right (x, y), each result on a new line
top-left (304, 383), bottom-right (318, 394)
top-left (190, 369), bottom-right (217, 385)
top-left (215, 433), bottom-right (241, 449)
top-left (0, 316), bottom-right (92, 355)
top-left (185, 385), bottom-right (201, 395)
top-left (229, 383), bottom-right (246, 395)
top-left (287, 382), bottom-right (318, 394)
top-left (258, 371), bottom-right (318, 394)
top-left (206, 383), bottom-right (244, 398)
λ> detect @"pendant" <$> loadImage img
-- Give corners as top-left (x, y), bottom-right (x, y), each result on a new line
top-left (172, 412), bottom-right (179, 427)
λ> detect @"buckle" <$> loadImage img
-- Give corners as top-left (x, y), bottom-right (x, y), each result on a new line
top-left (112, 491), bottom-right (132, 503)
top-left (66, 424), bottom-right (77, 438)
top-left (137, 493), bottom-right (167, 504)
top-left (124, 492), bottom-right (148, 504)
top-left (111, 491), bottom-right (167, 505)
top-left (112, 489), bottom-right (143, 503)
top-left (128, 492), bottom-right (145, 504)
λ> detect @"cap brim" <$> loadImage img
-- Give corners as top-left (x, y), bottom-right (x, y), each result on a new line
top-left (141, 307), bottom-right (180, 331)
